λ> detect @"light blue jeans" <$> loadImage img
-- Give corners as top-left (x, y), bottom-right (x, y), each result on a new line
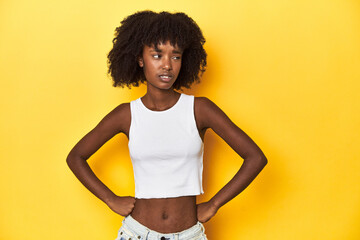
top-left (115, 215), bottom-right (207, 240)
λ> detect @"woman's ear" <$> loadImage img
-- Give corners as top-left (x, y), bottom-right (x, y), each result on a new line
top-left (138, 57), bottom-right (144, 67)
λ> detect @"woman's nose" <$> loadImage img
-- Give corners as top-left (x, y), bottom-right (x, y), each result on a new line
top-left (162, 57), bottom-right (172, 70)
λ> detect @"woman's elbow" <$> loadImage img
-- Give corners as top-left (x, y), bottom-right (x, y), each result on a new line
top-left (258, 154), bottom-right (268, 169)
top-left (66, 153), bottom-right (75, 168)
top-left (261, 154), bottom-right (268, 165)
top-left (66, 151), bottom-right (82, 169)
top-left (250, 154), bottom-right (267, 169)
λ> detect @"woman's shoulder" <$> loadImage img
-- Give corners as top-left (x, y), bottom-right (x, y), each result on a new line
top-left (193, 96), bottom-right (220, 129)
top-left (194, 96), bottom-right (218, 111)
top-left (109, 102), bottom-right (131, 117)
top-left (194, 95), bottom-right (230, 130)
top-left (99, 102), bottom-right (131, 134)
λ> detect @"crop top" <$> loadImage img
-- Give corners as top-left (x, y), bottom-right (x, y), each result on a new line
top-left (128, 93), bottom-right (204, 199)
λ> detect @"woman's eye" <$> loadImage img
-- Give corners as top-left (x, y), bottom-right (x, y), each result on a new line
top-left (153, 54), bottom-right (161, 59)
top-left (172, 56), bottom-right (181, 60)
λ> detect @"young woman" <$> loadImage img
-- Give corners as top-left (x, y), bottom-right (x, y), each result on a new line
top-left (67, 11), bottom-right (267, 240)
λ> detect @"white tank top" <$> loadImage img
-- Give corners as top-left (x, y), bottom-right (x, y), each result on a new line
top-left (128, 93), bottom-right (204, 199)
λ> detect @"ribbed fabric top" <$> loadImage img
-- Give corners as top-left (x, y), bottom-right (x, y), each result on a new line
top-left (128, 93), bottom-right (204, 199)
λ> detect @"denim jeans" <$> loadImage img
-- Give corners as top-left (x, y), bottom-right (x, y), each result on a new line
top-left (115, 215), bottom-right (207, 240)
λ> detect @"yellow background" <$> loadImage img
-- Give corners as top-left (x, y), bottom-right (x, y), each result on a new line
top-left (1, 0), bottom-right (359, 239)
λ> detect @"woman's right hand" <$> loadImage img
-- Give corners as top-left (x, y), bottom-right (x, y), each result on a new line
top-left (106, 195), bottom-right (136, 216)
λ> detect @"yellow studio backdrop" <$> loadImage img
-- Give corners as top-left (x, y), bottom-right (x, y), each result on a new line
top-left (1, 0), bottom-right (359, 239)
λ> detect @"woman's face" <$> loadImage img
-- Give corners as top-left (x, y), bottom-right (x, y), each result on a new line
top-left (139, 41), bottom-right (182, 90)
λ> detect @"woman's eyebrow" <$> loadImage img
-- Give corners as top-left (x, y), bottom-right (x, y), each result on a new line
top-left (150, 47), bottom-right (182, 54)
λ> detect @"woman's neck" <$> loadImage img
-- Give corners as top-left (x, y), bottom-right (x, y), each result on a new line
top-left (141, 88), bottom-right (181, 111)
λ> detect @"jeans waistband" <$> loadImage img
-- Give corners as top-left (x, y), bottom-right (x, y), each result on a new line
top-left (122, 215), bottom-right (205, 240)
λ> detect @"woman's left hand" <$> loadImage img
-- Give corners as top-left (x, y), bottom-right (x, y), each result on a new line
top-left (196, 201), bottom-right (218, 223)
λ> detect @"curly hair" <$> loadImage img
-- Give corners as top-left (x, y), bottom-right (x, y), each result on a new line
top-left (107, 10), bottom-right (207, 90)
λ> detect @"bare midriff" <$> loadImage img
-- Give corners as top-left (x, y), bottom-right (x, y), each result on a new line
top-left (130, 196), bottom-right (198, 233)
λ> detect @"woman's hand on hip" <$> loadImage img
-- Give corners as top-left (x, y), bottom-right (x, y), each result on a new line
top-left (196, 201), bottom-right (218, 223)
top-left (106, 195), bottom-right (135, 216)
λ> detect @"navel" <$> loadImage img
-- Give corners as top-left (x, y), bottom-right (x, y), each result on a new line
top-left (161, 212), bottom-right (169, 220)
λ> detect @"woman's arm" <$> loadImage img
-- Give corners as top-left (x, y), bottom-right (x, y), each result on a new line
top-left (66, 103), bottom-right (135, 216)
top-left (194, 97), bottom-right (268, 223)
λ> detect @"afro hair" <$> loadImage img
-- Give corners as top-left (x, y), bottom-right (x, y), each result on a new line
top-left (107, 10), bottom-right (207, 90)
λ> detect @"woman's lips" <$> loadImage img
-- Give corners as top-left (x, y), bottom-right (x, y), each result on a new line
top-left (159, 75), bottom-right (173, 82)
